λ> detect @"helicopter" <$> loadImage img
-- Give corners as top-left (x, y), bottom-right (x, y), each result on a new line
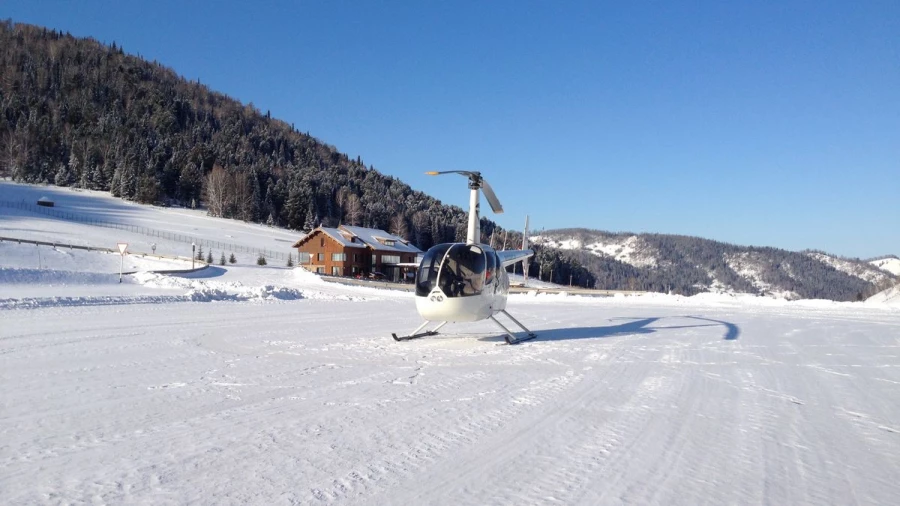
top-left (392, 171), bottom-right (537, 345)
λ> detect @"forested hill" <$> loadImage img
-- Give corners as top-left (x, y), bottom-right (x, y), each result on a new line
top-left (0, 20), bottom-right (510, 251)
top-left (534, 229), bottom-right (898, 301)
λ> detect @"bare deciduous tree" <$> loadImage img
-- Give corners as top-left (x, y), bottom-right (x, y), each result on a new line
top-left (390, 214), bottom-right (409, 240)
top-left (205, 165), bottom-right (228, 217)
top-left (344, 193), bottom-right (362, 226)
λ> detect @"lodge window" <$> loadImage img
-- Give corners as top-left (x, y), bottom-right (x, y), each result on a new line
top-left (320, 238), bottom-right (325, 247)
top-left (332, 266), bottom-right (342, 276)
top-left (332, 253), bottom-right (347, 261)
top-left (382, 255), bottom-right (400, 264)
top-left (317, 253), bottom-right (324, 262)
top-left (298, 252), bottom-right (311, 263)
top-left (384, 240), bottom-right (395, 246)
top-left (353, 253), bottom-right (359, 262)
top-left (316, 267), bottom-right (325, 274)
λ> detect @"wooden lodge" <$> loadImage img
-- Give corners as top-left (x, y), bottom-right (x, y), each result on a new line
top-left (291, 225), bottom-right (422, 281)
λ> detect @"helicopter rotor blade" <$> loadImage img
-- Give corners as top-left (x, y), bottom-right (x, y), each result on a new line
top-left (425, 170), bottom-right (476, 178)
top-left (480, 178), bottom-right (504, 214)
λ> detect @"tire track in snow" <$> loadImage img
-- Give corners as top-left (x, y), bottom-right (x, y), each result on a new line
top-left (304, 369), bottom-right (586, 503)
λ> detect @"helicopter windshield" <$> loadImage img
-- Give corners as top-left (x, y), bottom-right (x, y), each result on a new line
top-left (437, 244), bottom-right (486, 297)
top-left (415, 244), bottom-right (453, 297)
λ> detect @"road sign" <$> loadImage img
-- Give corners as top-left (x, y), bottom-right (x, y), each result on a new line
top-left (117, 243), bottom-right (128, 283)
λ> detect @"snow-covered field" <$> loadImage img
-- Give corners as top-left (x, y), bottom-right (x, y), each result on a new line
top-left (2, 181), bottom-right (900, 505)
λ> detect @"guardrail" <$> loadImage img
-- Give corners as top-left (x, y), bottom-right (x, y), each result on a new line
top-left (1, 199), bottom-right (288, 262)
top-left (0, 236), bottom-right (208, 274)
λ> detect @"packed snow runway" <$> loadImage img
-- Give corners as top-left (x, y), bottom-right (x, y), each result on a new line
top-left (2, 286), bottom-right (899, 505)
top-left (2, 182), bottom-right (899, 504)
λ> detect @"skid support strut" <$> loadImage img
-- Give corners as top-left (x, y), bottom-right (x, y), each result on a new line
top-left (490, 310), bottom-right (537, 345)
top-left (392, 321), bottom-right (448, 341)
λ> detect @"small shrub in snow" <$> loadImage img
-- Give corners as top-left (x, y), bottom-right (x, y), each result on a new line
top-left (206, 251), bottom-right (213, 264)
top-left (229, 253), bottom-right (237, 264)
top-left (286, 254), bottom-right (294, 267)
top-left (220, 252), bottom-right (226, 265)
top-left (257, 254), bottom-right (267, 266)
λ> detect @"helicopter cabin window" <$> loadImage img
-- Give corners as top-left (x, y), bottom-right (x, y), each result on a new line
top-left (437, 244), bottom-right (486, 297)
top-left (415, 244), bottom-right (453, 296)
top-left (484, 249), bottom-right (497, 284)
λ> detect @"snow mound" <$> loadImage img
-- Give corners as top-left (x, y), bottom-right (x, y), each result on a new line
top-left (135, 272), bottom-right (366, 302)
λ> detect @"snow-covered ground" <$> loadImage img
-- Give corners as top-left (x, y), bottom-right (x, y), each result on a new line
top-left (0, 181), bottom-right (301, 263)
top-left (871, 257), bottom-right (900, 276)
top-left (868, 283), bottom-right (900, 306)
top-left (2, 182), bottom-right (900, 504)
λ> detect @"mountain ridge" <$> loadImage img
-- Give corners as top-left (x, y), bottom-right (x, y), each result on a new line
top-left (532, 228), bottom-right (897, 301)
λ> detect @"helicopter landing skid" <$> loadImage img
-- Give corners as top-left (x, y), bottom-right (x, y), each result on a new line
top-left (392, 321), bottom-right (448, 341)
top-left (490, 310), bottom-right (537, 345)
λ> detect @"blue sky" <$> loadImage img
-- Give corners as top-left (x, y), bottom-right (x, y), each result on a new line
top-left (5, 1), bottom-right (898, 257)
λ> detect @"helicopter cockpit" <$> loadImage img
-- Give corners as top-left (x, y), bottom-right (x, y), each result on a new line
top-left (415, 243), bottom-right (499, 298)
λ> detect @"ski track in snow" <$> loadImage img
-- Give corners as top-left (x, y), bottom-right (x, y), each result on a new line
top-left (1, 294), bottom-right (899, 505)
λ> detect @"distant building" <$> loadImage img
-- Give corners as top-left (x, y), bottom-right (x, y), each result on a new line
top-left (36, 196), bottom-right (54, 207)
top-left (291, 225), bottom-right (422, 281)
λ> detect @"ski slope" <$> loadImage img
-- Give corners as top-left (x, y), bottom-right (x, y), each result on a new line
top-left (2, 181), bottom-right (900, 504)
top-left (0, 181), bottom-right (301, 263)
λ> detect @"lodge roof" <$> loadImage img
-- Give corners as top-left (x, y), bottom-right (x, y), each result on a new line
top-left (291, 225), bottom-right (422, 254)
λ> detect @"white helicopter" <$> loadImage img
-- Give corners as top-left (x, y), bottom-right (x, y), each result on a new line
top-left (392, 170), bottom-right (537, 345)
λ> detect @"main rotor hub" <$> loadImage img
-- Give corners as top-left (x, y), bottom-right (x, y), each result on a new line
top-left (467, 172), bottom-right (483, 190)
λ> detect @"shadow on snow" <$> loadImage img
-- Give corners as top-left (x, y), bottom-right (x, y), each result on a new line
top-left (477, 315), bottom-right (740, 343)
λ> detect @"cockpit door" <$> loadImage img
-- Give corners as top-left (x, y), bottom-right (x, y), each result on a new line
top-left (415, 243), bottom-right (453, 297)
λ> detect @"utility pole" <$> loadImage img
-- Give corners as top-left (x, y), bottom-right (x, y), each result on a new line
top-left (522, 215), bottom-right (529, 286)
top-left (192, 242), bottom-right (196, 269)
